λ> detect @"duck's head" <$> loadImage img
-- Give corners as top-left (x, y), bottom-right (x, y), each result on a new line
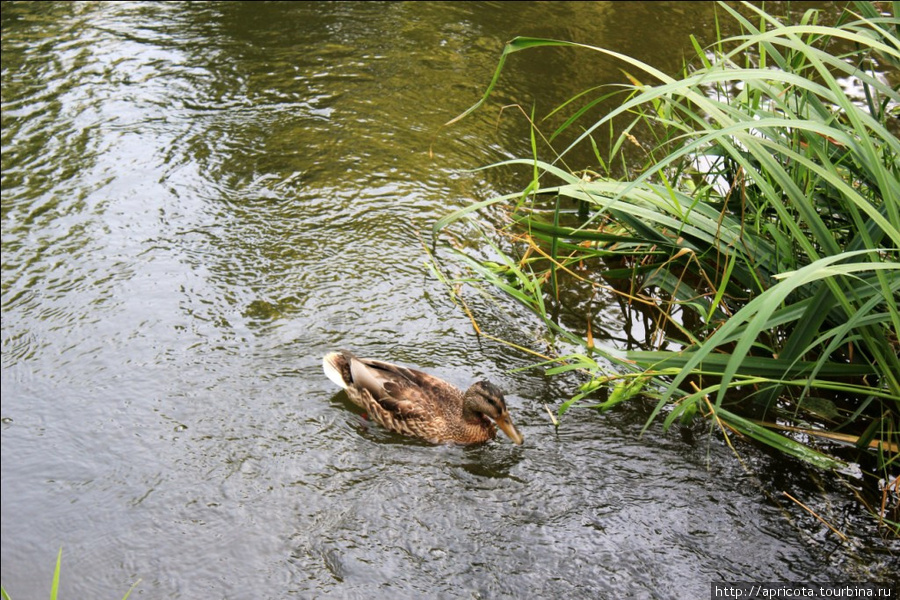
top-left (463, 381), bottom-right (524, 445)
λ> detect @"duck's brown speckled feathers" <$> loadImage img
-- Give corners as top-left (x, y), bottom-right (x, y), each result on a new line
top-left (323, 350), bottom-right (523, 445)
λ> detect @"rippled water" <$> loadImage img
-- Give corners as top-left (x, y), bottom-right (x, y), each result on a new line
top-left (2, 2), bottom-right (895, 598)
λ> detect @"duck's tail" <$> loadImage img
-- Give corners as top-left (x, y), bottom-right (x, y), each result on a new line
top-left (323, 351), bottom-right (352, 389)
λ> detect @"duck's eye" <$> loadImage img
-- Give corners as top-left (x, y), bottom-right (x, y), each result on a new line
top-left (482, 394), bottom-right (502, 412)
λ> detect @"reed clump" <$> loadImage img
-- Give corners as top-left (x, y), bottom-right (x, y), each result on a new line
top-left (434, 2), bottom-right (899, 531)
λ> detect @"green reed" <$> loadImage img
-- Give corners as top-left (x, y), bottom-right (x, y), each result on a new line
top-left (434, 2), bottom-right (899, 528)
top-left (1, 548), bottom-right (140, 600)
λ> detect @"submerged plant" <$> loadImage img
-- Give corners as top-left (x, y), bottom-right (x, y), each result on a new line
top-left (434, 2), bottom-right (899, 530)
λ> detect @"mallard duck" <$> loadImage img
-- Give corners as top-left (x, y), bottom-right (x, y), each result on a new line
top-left (323, 350), bottom-right (523, 445)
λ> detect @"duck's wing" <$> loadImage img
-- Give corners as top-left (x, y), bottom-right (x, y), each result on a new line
top-left (342, 355), bottom-right (417, 412)
top-left (350, 355), bottom-right (472, 425)
top-left (351, 356), bottom-right (461, 408)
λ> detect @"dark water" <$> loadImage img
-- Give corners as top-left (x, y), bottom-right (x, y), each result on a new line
top-left (2, 2), bottom-right (895, 598)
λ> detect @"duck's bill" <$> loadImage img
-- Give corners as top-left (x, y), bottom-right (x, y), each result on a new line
top-left (496, 414), bottom-right (524, 445)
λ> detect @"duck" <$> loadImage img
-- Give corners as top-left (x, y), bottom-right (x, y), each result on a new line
top-left (322, 350), bottom-right (524, 445)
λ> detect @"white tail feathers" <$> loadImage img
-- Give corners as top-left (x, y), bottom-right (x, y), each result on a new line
top-left (323, 352), bottom-right (349, 389)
